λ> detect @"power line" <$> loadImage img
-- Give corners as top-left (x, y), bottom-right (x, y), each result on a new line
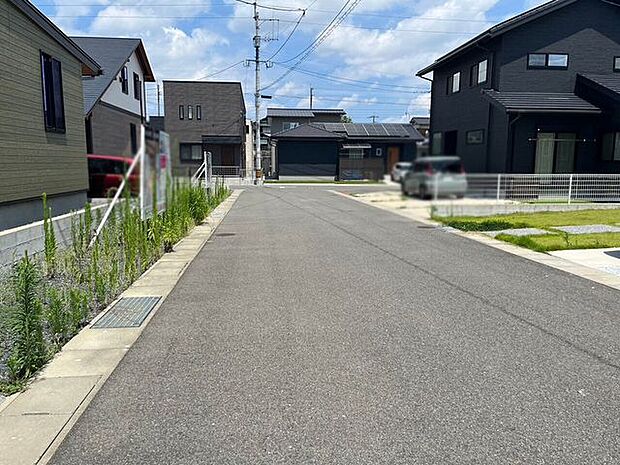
top-left (196, 61), bottom-right (245, 80)
top-left (265, 9), bottom-right (306, 61)
top-left (262, 0), bottom-right (362, 91)
top-left (229, 0), bottom-right (304, 13)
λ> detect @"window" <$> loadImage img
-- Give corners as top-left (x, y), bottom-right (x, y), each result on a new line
top-left (528, 53), bottom-right (547, 68)
top-left (120, 66), bottom-right (129, 94)
top-left (180, 143), bottom-right (203, 163)
top-left (477, 59), bottom-right (488, 84)
top-left (534, 132), bottom-right (576, 173)
top-left (196, 105), bottom-right (202, 120)
top-left (130, 123), bottom-right (137, 155)
top-left (548, 53), bottom-right (569, 68)
top-left (452, 72), bottom-right (460, 93)
top-left (133, 73), bottom-right (141, 100)
top-left (348, 148), bottom-right (365, 159)
top-left (432, 132), bottom-right (442, 155)
top-left (40, 52), bottom-right (65, 132)
top-left (614, 57), bottom-right (620, 72)
top-left (528, 53), bottom-right (568, 69)
top-left (179, 105), bottom-right (184, 120)
top-left (602, 132), bottom-right (620, 161)
top-left (188, 105), bottom-right (193, 120)
top-left (283, 122), bottom-right (300, 130)
top-left (466, 129), bottom-right (485, 145)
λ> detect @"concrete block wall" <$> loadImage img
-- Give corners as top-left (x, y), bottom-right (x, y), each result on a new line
top-left (0, 203), bottom-right (108, 270)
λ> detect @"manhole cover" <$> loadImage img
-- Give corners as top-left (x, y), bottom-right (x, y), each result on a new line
top-left (92, 297), bottom-right (161, 329)
top-left (215, 232), bottom-right (236, 237)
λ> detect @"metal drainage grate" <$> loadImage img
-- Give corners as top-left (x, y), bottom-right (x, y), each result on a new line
top-left (92, 297), bottom-right (161, 329)
top-left (215, 232), bottom-right (236, 237)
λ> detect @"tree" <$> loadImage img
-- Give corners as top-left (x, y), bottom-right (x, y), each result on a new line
top-left (341, 115), bottom-right (353, 123)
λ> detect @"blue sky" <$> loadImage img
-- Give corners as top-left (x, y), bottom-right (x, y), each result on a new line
top-left (34, 0), bottom-right (544, 122)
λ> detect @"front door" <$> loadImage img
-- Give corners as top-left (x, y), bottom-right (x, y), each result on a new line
top-left (387, 147), bottom-right (400, 172)
top-left (221, 145), bottom-right (235, 166)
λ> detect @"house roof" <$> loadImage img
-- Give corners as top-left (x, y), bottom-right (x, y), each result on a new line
top-left (417, 0), bottom-right (587, 76)
top-left (8, 0), bottom-right (101, 76)
top-left (271, 123), bottom-right (424, 141)
top-left (578, 74), bottom-right (620, 99)
top-left (266, 108), bottom-right (346, 118)
top-left (482, 90), bottom-right (602, 113)
top-left (320, 123), bottom-right (424, 140)
top-left (71, 37), bottom-right (156, 115)
top-left (271, 123), bottom-right (343, 139)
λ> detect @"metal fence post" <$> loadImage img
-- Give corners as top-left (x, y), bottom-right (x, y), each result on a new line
top-left (496, 174), bottom-right (502, 201)
top-left (138, 124), bottom-right (146, 220)
top-left (568, 174), bottom-right (573, 205)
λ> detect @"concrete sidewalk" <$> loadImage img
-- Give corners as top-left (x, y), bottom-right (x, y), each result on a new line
top-left (0, 191), bottom-right (242, 465)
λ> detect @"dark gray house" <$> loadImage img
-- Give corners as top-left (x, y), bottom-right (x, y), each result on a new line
top-left (261, 108), bottom-right (346, 135)
top-left (163, 81), bottom-right (246, 176)
top-left (271, 123), bottom-right (422, 179)
top-left (0, 0), bottom-right (101, 230)
top-left (417, 0), bottom-right (620, 174)
top-left (71, 37), bottom-right (155, 158)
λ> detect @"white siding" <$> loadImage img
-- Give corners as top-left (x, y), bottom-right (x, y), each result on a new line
top-left (101, 51), bottom-right (145, 116)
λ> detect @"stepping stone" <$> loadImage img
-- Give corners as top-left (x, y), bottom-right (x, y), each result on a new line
top-left (483, 228), bottom-right (550, 238)
top-left (553, 224), bottom-right (620, 235)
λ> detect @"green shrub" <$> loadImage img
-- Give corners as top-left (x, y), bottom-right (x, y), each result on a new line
top-left (439, 218), bottom-right (529, 232)
top-left (8, 253), bottom-right (47, 381)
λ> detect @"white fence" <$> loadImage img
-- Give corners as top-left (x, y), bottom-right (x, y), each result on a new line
top-left (465, 174), bottom-right (620, 203)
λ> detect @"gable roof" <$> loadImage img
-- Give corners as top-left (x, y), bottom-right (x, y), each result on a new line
top-left (482, 90), bottom-right (601, 113)
top-left (71, 37), bottom-right (155, 115)
top-left (267, 108), bottom-right (346, 118)
top-left (417, 0), bottom-right (587, 76)
top-left (8, 0), bottom-right (100, 76)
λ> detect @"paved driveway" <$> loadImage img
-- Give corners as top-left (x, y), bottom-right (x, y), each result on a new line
top-left (50, 186), bottom-right (620, 464)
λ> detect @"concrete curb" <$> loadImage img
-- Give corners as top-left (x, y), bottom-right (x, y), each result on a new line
top-left (0, 190), bottom-right (243, 465)
top-left (334, 190), bottom-right (620, 292)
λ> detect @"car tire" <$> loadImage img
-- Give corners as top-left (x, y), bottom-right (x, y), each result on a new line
top-left (419, 185), bottom-right (428, 200)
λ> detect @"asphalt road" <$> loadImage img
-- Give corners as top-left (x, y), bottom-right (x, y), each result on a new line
top-left (50, 187), bottom-right (620, 464)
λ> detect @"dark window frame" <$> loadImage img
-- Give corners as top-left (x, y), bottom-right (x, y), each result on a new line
top-left (196, 105), bottom-right (202, 120)
top-left (534, 131), bottom-right (578, 173)
top-left (179, 105), bottom-right (184, 120)
top-left (179, 143), bottom-right (204, 163)
top-left (614, 56), bottom-right (620, 72)
top-left (120, 66), bottom-right (129, 94)
top-left (133, 72), bottom-right (141, 100)
top-left (446, 72), bottom-right (461, 95)
top-left (527, 52), bottom-right (569, 70)
top-left (40, 51), bottom-right (66, 133)
top-left (466, 129), bottom-right (485, 145)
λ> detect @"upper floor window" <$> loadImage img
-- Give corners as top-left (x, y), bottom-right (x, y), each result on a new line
top-left (133, 73), bottom-right (141, 101)
top-left (179, 105), bottom-right (184, 120)
top-left (527, 53), bottom-right (568, 69)
top-left (446, 72), bottom-right (461, 95)
top-left (470, 59), bottom-right (488, 86)
top-left (120, 66), bottom-right (129, 94)
top-left (40, 52), bottom-right (65, 133)
top-left (283, 122), bottom-right (300, 130)
top-left (614, 57), bottom-right (620, 72)
top-left (188, 105), bottom-right (193, 120)
top-left (196, 105), bottom-right (202, 120)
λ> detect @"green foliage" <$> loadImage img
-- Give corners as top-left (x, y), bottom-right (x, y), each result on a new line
top-left (42, 193), bottom-right (57, 277)
top-left (8, 254), bottom-right (47, 381)
top-left (436, 218), bottom-right (530, 232)
top-left (1, 180), bottom-right (230, 392)
top-left (497, 232), bottom-right (620, 253)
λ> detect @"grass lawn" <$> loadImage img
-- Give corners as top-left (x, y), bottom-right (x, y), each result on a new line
top-left (434, 209), bottom-right (620, 252)
top-left (436, 209), bottom-right (620, 231)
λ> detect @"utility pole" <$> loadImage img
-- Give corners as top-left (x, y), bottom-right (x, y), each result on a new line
top-left (157, 84), bottom-right (161, 117)
top-left (253, 2), bottom-right (262, 180)
top-left (310, 87), bottom-right (314, 109)
top-left (368, 115), bottom-right (379, 123)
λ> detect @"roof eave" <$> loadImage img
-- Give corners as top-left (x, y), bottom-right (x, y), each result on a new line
top-left (135, 40), bottom-right (156, 82)
top-left (9, 0), bottom-right (101, 75)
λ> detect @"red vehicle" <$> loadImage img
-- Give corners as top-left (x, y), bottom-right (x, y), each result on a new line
top-left (87, 154), bottom-right (139, 198)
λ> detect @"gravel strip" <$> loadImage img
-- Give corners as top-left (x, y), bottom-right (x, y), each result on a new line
top-left (553, 224), bottom-right (620, 234)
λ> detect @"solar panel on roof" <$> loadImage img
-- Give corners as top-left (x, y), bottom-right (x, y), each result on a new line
top-left (346, 125), bottom-right (366, 136)
top-left (364, 125), bottom-right (382, 136)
